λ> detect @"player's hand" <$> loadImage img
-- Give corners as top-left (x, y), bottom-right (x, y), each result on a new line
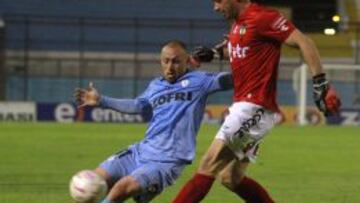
top-left (312, 73), bottom-right (341, 116)
top-left (192, 46), bottom-right (216, 63)
top-left (188, 55), bottom-right (202, 68)
top-left (190, 35), bottom-right (229, 67)
top-left (213, 35), bottom-right (229, 58)
top-left (74, 82), bottom-right (100, 108)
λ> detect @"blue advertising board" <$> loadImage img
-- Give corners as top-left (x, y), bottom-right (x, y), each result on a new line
top-left (326, 108), bottom-right (360, 125)
top-left (37, 103), bottom-right (144, 123)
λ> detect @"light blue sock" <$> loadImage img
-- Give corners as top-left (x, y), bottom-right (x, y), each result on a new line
top-left (101, 197), bottom-right (112, 203)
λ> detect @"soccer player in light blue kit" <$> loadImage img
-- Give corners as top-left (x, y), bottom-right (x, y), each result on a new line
top-left (74, 40), bottom-right (233, 203)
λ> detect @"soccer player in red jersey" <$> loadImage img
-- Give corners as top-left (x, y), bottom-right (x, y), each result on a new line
top-left (173, 0), bottom-right (341, 202)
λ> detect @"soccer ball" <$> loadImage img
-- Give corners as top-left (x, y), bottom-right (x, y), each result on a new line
top-left (69, 170), bottom-right (108, 203)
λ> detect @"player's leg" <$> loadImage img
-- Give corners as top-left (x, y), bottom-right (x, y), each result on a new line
top-left (198, 139), bottom-right (236, 176)
top-left (101, 175), bottom-right (142, 203)
top-left (96, 166), bottom-right (143, 202)
top-left (216, 103), bottom-right (277, 203)
top-left (130, 160), bottom-right (186, 203)
top-left (173, 102), bottom-right (278, 203)
top-left (95, 167), bottom-right (112, 187)
top-left (218, 158), bottom-right (248, 190)
top-left (173, 103), bottom-right (250, 203)
top-left (172, 138), bottom-right (236, 203)
top-left (219, 158), bottom-right (275, 203)
top-left (95, 148), bottom-right (140, 203)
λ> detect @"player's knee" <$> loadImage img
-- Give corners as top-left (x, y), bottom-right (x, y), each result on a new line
top-left (219, 174), bottom-right (231, 189)
top-left (219, 173), bottom-right (237, 190)
top-left (218, 167), bottom-right (246, 191)
top-left (110, 176), bottom-right (141, 200)
top-left (121, 177), bottom-right (141, 194)
top-left (94, 168), bottom-right (112, 188)
top-left (198, 145), bottom-right (233, 176)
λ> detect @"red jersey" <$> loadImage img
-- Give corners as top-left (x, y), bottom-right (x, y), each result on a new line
top-left (228, 3), bottom-right (295, 112)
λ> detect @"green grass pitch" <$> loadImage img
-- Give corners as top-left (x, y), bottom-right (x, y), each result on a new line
top-left (0, 123), bottom-right (359, 203)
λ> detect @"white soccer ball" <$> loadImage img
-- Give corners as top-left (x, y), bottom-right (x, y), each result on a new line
top-left (69, 170), bottom-right (108, 203)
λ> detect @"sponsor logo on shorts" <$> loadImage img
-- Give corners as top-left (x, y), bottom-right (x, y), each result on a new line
top-left (234, 108), bottom-right (264, 138)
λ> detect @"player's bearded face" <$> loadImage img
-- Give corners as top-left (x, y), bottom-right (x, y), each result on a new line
top-left (213, 0), bottom-right (242, 20)
top-left (160, 46), bottom-right (188, 83)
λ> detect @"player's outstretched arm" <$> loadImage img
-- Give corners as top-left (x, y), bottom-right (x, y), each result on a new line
top-left (74, 82), bottom-right (150, 115)
top-left (284, 29), bottom-right (341, 116)
top-left (217, 72), bottom-right (233, 91)
top-left (205, 72), bottom-right (233, 95)
top-left (99, 96), bottom-right (150, 115)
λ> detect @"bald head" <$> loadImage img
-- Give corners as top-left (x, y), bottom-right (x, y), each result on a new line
top-left (160, 40), bottom-right (189, 83)
top-left (162, 40), bottom-right (187, 50)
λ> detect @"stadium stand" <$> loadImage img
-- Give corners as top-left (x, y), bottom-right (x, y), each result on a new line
top-left (0, 0), bottom-right (358, 108)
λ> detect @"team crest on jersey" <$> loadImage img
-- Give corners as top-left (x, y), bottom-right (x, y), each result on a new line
top-left (239, 25), bottom-right (247, 36)
top-left (181, 79), bottom-right (190, 87)
top-left (147, 184), bottom-right (160, 193)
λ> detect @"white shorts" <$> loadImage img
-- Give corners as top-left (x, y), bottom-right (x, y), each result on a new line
top-left (215, 102), bottom-right (280, 162)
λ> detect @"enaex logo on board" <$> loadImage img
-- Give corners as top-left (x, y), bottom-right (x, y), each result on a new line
top-left (40, 103), bottom-right (144, 123)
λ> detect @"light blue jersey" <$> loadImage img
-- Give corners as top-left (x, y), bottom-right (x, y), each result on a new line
top-left (137, 70), bottom-right (224, 163)
top-left (101, 70), bottom-right (230, 163)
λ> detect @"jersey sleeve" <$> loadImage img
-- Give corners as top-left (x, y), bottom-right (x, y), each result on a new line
top-left (100, 96), bottom-right (141, 113)
top-left (135, 82), bottom-right (153, 121)
top-left (99, 81), bottom-right (153, 121)
top-left (203, 72), bottom-right (232, 94)
top-left (257, 10), bottom-right (296, 42)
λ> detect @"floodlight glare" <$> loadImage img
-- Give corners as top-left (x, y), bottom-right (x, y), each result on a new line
top-left (332, 15), bottom-right (341, 23)
top-left (324, 28), bottom-right (336, 36)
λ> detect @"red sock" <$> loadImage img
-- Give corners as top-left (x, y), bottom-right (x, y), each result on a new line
top-left (172, 173), bottom-right (215, 203)
top-left (234, 176), bottom-right (275, 203)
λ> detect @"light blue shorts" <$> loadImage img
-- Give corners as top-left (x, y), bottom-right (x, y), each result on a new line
top-left (99, 145), bottom-right (186, 203)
